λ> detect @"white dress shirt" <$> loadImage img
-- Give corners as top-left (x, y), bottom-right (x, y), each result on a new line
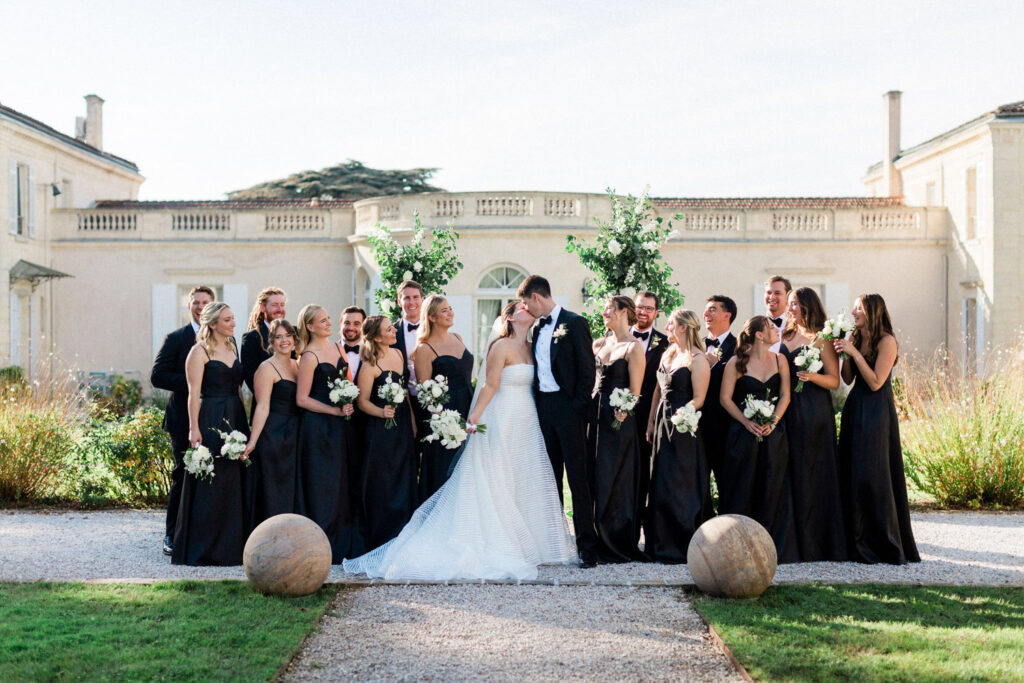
top-left (629, 325), bottom-right (654, 352)
top-left (401, 318), bottom-right (420, 394)
top-left (706, 330), bottom-right (731, 367)
top-left (191, 320), bottom-right (200, 334)
top-left (345, 344), bottom-right (361, 380)
top-left (535, 305), bottom-right (562, 393)
top-left (768, 312), bottom-right (787, 353)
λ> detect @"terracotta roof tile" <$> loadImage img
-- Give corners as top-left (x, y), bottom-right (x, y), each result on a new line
top-left (94, 198), bottom-right (355, 209)
top-left (651, 197), bottom-right (904, 210)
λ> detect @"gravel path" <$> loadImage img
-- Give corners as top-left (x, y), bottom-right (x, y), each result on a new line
top-left (1, 509), bottom-right (1021, 585)
top-left (281, 585), bottom-right (744, 682)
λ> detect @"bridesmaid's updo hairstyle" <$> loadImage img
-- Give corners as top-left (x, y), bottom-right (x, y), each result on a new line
top-left (668, 308), bottom-right (705, 354)
top-left (295, 304), bottom-right (326, 356)
top-left (264, 319), bottom-right (297, 354)
top-left (851, 293), bottom-right (898, 366)
top-left (785, 287), bottom-right (827, 337)
top-left (416, 295), bottom-right (448, 343)
top-left (360, 315), bottom-right (390, 366)
top-left (734, 315), bottom-right (772, 376)
top-left (489, 300), bottom-right (521, 352)
top-left (608, 295), bottom-right (638, 326)
top-left (197, 302), bottom-right (233, 353)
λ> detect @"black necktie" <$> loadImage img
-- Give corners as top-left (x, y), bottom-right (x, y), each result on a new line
top-left (770, 316), bottom-right (784, 327)
top-left (537, 315), bottom-right (553, 329)
top-left (407, 322), bottom-right (419, 332)
top-left (344, 344), bottom-right (359, 354)
top-left (632, 330), bottom-right (650, 341)
top-left (706, 337), bottom-right (721, 348)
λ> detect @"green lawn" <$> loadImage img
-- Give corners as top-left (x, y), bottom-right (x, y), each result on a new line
top-left (0, 581), bottom-right (337, 682)
top-left (693, 584), bottom-right (1024, 682)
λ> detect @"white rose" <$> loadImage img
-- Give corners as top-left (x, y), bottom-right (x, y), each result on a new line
top-left (403, 270), bottom-right (414, 281)
top-left (413, 261), bottom-right (423, 272)
top-left (431, 385), bottom-right (442, 397)
top-left (607, 239), bottom-right (622, 255)
top-left (380, 299), bottom-right (394, 313)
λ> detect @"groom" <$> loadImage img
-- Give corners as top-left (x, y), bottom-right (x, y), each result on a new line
top-left (518, 275), bottom-right (599, 567)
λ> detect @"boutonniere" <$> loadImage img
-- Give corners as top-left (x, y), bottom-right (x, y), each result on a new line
top-left (711, 346), bottom-right (723, 360)
top-left (552, 324), bottom-right (568, 342)
top-left (650, 336), bottom-right (661, 350)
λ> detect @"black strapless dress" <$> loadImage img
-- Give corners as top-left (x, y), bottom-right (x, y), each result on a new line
top-left (644, 365), bottom-right (710, 563)
top-left (838, 363), bottom-right (920, 564)
top-left (296, 355), bottom-right (364, 562)
top-left (780, 344), bottom-right (847, 561)
top-left (246, 377), bottom-right (300, 530)
top-left (172, 358), bottom-right (249, 566)
top-left (418, 348), bottom-right (475, 502)
top-left (720, 370), bottom-right (800, 564)
top-left (362, 367), bottom-right (418, 550)
top-left (589, 357), bottom-right (645, 563)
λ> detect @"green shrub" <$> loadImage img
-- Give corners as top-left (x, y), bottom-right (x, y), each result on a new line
top-left (78, 407), bottom-right (173, 505)
top-left (90, 375), bottom-right (143, 418)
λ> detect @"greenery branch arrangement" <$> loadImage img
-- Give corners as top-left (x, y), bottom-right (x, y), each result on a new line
top-left (566, 187), bottom-right (683, 335)
top-left (367, 212), bottom-right (463, 316)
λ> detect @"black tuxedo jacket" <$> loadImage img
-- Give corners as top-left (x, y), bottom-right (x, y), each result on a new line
top-left (151, 323), bottom-right (196, 436)
top-left (241, 325), bottom-right (271, 394)
top-left (391, 318), bottom-right (415, 363)
top-left (530, 308), bottom-right (595, 415)
top-left (703, 332), bottom-right (737, 423)
top-left (635, 329), bottom-right (669, 429)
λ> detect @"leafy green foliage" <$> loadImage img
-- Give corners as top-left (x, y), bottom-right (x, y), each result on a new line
top-left (566, 188), bottom-right (682, 334)
top-left (368, 213), bottom-right (463, 315)
top-left (89, 374), bottom-right (142, 418)
top-left (76, 407), bottom-right (174, 505)
top-left (0, 405), bottom-right (76, 502)
top-left (228, 159), bottom-right (443, 200)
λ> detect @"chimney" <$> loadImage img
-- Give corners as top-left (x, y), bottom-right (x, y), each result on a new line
top-left (83, 94), bottom-right (104, 150)
top-left (883, 90), bottom-right (902, 197)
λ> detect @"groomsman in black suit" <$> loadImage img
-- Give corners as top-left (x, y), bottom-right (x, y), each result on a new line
top-left (241, 286), bottom-right (288, 418)
top-left (151, 285), bottom-right (214, 555)
top-left (518, 275), bottom-right (599, 567)
top-left (341, 305), bottom-right (367, 518)
top-left (764, 275), bottom-right (791, 353)
top-left (390, 281), bottom-right (429, 470)
top-left (341, 306), bottom-right (366, 380)
top-left (700, 294), bottom-right (737, 514)
top-left (630, 291), bottom-right (668, 515)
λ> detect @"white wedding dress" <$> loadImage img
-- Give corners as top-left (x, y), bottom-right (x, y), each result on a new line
top-left (343, 363), bottom-right (578, 580)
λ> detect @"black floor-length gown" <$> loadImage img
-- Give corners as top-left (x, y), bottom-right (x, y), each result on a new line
top-left (780, 344), bottom-right (848, 561)
top-left (362, 367), bottom-right (418, 550)
top-left (719, 366), bottom-right (800, 564)
top-left (296, 350), bottom-right (364, 563)
top-left (589, 358), bottom-right (645, 563)
top-left (246, 370), bottom-right (300, 530)
top-left (644, 365), bottom-right (710, 563)
top-left (418, 347), bottom-right (475, 502)
top-left (838, 362), bottom-right (920, 564)
top-left (172, 356), bottom-right (249, 566)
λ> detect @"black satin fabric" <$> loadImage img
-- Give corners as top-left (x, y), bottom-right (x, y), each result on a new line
top-left (779, 344), bottom-right (848, 561)
top-left (418, 349), bottom-right (475, 502)
top-left (719, 370), bottom-right (800, 564)
top-left (172, 359), bottom-right (249, 566)
top-left (296, 357), bottom-right (365, 563)
top-left (362, 367), bottom-right (418, 550)
top-left (588, 358), bottom-right (645, 563)
top-left (246, 379), bottom-right (300, 531)
top-left (644, 365), bottom-right (710, 564)
top-left (838, 362), bottom-right (920, 564)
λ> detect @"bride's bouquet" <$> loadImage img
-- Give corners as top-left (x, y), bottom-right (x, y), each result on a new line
top-left (183, 444), bottom-right (215, 481)
top-left (377, 375), bottom-right (407, 429)
top-left (217, 428), bottom-right (252, 465)
top-left (328, 378), bottom-right (359, 419)
top-left (819, 310), bottom-right (855, 360)
top-left (670, 403), bottom-right (701, 436)
top-left (792, 344), bottom-right (823, 393)
top-left (423, 409), bottom-right (487, 450)
top-left (415, 375), bottom-right (450, 415)
top-left (742, 392), bottom-right (778, 443)
top-left (608, 387), bottom-right (640, 430)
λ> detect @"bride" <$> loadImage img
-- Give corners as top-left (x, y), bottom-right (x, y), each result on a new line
top-left (343, 301), bottom-right (578, 580)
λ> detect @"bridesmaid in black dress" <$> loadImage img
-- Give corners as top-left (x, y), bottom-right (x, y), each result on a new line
top-left (243, 319), bottom-right (301, 530)
top-left (295, 304), bottom-right (363, 563)
top-left (644, 308), bottom-right (711, 563)
top-left (719, 315), bottom-right (800, 564)
top-left (357, 315), bottom-right (418, 550)
top-left (173, 302), bottom-right (249, 566)
top-left (589, 296), bottom-right (647, 563)
top-left (780, 288), bottom-right (848, 561)
top-left (412, 295), bottom-right (474, 501)
top-left (834, 294), bottom-right (920, 565)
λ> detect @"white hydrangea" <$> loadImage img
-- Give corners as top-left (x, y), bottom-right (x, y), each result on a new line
top-left (413, 261), bottom-right (423, 272)
top-left (607, 239), bottom-right (623, 255)
top-left (403, 270), bottom-right (414, 281)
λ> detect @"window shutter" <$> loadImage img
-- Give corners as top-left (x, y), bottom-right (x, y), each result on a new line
top-left (27, 166), bottom-right (36, 238)
top-left (7, 160), bottom-right (16, 235)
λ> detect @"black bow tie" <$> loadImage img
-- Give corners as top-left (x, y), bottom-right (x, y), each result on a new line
top-left (705, 338), bottom-right (721, 348)
top-left (632, 330), bottom-right (650, 341)
top-left (407, 322), bottom-right (420, 332)
top-left (344, 344), bottom-right (360, 354)
top-left (770, 316), bottom-right (784, 327)
top-left (536, 315), bottom-right (553, 329)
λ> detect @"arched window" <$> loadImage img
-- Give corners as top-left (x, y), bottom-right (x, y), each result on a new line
top-left (474, 265), bottom-right (528, 369)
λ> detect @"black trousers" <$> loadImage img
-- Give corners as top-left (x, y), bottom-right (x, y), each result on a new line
top-left (536, 391), bottom-right (598, 562)
top-left (165, 429), bottom-right (190, 537)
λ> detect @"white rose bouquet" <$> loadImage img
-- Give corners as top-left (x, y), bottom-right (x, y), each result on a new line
top-left (423, 409), bottom-right (486, 450)
top-left (608, 387), bottom-right (640, 431)
top-left (742, 392), bottom-right (778, 443)
top-left (819, 310), bottom-right (855, 360)
top-left (217, 428), bottom-right (252, 465)
top-left (670, 403), bottom-right (701, 436)
top-left (183, 444), bottom-right (215, 481)
top-left (328, 378), bottom-right (360, 419)
top-left (377, 375), bottom-right (407, 429)
top-left (415, 375), bottom-right (450, 414)
top-left (793, 344), bottom-right (824, 393)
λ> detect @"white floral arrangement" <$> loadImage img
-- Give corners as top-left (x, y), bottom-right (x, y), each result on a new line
top-left (819, 310), bottom-right (855, 359)
top-left (183, 444), bottom-right (215, 481)
top-left (217, 428), bottom-right (251, 465)
top-left (742, 392), bottom-right (778, 443)
top-left (793, 344), bottom-right (824, 393)
top-left (552, 324), bottom-right (568, 340)
top-left (377, 375), bottom-right (407, 429)
top-left (670, 403), bottom-right (702, 436)
top-left (415, 375), bottom-right (450, 414)
top-left (328, 378), bottom-right (360, 419)
top-left (608, 387), bottom-right (640, 430)
top-left (422, 409), bottom-right (486, 450)
top-left (709, 346), bottom-right (723, 360)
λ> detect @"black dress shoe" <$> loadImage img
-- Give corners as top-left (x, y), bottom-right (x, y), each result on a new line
top-left (162, 535), bottom-right (173, 556)
top-left (579, 557), bottom-right (597, 569)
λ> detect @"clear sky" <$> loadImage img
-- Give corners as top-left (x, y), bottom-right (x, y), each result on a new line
top-left (2, 1), bottom-right (1020, 200)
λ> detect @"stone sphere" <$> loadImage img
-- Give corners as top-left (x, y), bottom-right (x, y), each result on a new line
top-left (686, 514), bottom-right (777, 598)
top-left (243, 514), bottom-right (332, 596)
